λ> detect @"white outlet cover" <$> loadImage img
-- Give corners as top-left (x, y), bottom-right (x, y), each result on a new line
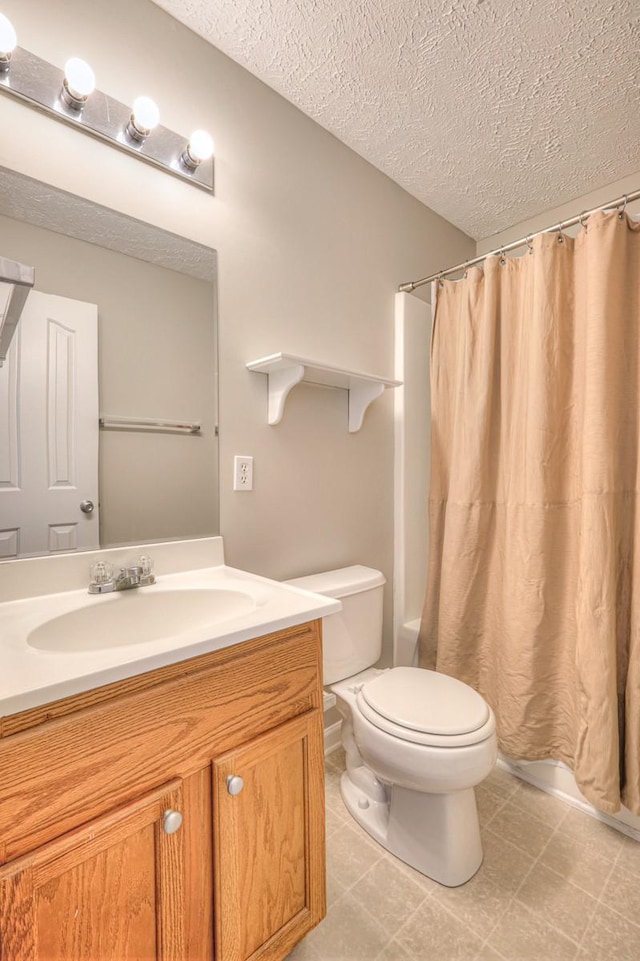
top-left (233, 455), bottom-right (253, 491)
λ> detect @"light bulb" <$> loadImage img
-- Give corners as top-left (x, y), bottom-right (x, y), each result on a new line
top-left (65, 58), bottom-right (95, 98)
top-left (182, 130), bottom-right (214, 170)
top-left (0, 13), bottom-right (17, 69)
top-left (61, 57), bottom-right (95, 110)
top-left (188, 130), bottom-right (214, 163)
top-left (130, 96), bottom-right (159, 133)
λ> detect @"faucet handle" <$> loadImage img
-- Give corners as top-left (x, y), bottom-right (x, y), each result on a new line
top-left (88, 561), bottom-right (115, 593)
top-left (138, 554), bottom-right (155, 585)
top-left (91, 561), bottom-right (114, 585)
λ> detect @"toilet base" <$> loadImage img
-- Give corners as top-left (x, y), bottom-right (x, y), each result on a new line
top-left (340, 771), bottom-right (483, 887)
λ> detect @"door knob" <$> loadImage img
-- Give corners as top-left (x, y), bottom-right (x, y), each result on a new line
top-left (163, 809), bottom-right (183, 834)
top-left (80, 499), bottom-right (95, 514)
top-left (226, 775), bottom-right (244, 796)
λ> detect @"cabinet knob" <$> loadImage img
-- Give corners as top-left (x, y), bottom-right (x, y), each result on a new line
top-left (226, 774), bottom-right (244, 796)
top-left (163, 809), bottom-right (183, 834)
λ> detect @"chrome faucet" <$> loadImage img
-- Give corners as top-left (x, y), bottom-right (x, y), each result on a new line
top-left (89, 555), bottom-right (155, 594)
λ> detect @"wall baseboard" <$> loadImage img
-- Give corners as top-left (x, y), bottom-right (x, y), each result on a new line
top-left (324, 720), bottom-right (342, 757)
top-left (497, 755), bottom-right (640, 842)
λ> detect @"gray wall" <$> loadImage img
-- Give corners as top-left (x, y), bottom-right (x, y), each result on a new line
top-left (0, 0), bottom-right (474, 662)
top-left (0, 214), bottom-right (218, 545)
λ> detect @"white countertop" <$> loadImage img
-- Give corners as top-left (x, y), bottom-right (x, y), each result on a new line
top-left (0, 564), bottom-right (340, 717)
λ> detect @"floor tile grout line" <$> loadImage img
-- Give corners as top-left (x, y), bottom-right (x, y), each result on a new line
top-left (311, 879), bottom-right (396, 957)
top-left (474, 892), bottom-right (517, 959)
top-left (387, 887), bottom-right (442, 954)
top-left (353, 879), bottom-right (432, 955)
top-left (573, 851), bottom-right (618, 951)
top-left (482, 800), bottom-right (637, 959)
top-left (477, 808), bottom-right (582, 957)
top-left (328, 848), bottom-right (386, 901)
top-left (502, 900), bottom-right (584, 959)
top-left (395, 885), bottom-right (489, 955)
top-left (581, 846), bottom-right (640, 938)
top-left (511, 812), bottom-right (565, 896)
top-left (480, 791), bottom-right (510, 829)
top-left (515, 857), bottom-right (604, 952)
top-left (496, 794), bottom-right (569, 845)
top-left (478, 806), bottom-right (636, 959)
top-left (472, 932), bottom-right (511, 961)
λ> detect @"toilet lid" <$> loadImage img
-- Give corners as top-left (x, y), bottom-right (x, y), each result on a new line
top-left (360, 667), bottom-right (490, 736)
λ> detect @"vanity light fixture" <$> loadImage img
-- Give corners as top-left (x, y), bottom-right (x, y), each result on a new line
top-left (0, 16), bottom-right (214, 191)
top-left (0, 12), bottom-right (16, 71)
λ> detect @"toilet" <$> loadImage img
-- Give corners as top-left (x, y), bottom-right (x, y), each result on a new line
top-left (286, 565), bottom-right (497, 887)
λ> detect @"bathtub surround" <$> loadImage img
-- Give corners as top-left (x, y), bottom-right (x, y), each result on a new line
top-left (393, 292), bottom-right (431, 666)
top-left (420, 210), bottom-right (640, 816)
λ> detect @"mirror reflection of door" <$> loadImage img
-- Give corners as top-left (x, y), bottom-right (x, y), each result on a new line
top-left (0, 290), bottom-right (99, 559)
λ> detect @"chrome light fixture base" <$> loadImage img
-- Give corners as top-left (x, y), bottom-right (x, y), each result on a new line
top-left (0, 47), bottom-right (214, 192)
top-left (60, 78), bottom-right (89, 112)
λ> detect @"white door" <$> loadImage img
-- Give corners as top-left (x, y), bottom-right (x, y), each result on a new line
top-left (0, 290), bottom-right (99, 558)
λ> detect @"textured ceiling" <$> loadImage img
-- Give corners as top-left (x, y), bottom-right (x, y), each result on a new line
top-left (151, 0), bottom-right (640, 240)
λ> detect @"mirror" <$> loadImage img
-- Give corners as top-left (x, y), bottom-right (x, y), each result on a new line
top-left (0, 167), bottom-right (218, 559)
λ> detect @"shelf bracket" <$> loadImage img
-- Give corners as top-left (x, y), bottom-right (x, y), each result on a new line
top-left (267, 364), bottom-right (305, 425)
top-left (247, 353), bottom-right (401, 431)
top-left (348, 380), bottom-right (385, 433)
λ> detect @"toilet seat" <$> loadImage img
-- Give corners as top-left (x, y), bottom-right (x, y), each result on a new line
top-left (356, 667), bottom-right (495, 748)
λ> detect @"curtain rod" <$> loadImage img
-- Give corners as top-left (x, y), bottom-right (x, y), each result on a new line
top-left (398, 188), bottom-right (640, 293)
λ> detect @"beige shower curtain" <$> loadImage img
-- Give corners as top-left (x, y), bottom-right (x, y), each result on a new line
top-left (419, 210), bottom-right (640, 815)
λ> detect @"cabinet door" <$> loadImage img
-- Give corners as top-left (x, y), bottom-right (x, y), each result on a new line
top-left (0, 780), bottom-right (185, 961)
top-left (212, 711), bottom-right (326, 961)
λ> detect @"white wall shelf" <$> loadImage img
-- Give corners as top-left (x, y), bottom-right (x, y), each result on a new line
top-left (247, 353), bottom-right (402, 432)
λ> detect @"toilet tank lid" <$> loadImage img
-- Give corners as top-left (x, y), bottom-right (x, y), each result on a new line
top-left (285, 565), bottom-right (385, 599)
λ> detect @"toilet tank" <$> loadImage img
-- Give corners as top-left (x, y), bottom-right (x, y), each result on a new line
top-left (285, 566), bottom-right (385, 684)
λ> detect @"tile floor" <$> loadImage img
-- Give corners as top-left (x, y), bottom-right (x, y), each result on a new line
top-left (287, 750), bottom-right (640, 961)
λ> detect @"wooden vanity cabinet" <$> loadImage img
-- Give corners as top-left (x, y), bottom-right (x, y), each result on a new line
top-left (0, 781), bottom-right (187, 961)
top-left (0, 620), bottom-right (326, 961)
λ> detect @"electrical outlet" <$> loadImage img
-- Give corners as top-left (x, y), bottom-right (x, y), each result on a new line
top-left (233, 455), bottom-right (253, 491)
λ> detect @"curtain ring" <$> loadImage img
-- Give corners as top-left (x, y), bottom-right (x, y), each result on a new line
top-left (463, 261), bottom-right (469, 278)
top-left (618, 195), bottom-right (628, 220)
top-left (579, 211), bottom-right (588, 230)
top-left (437, 272), bottom-right (445, 288)
top-left (557, 222), bottom-right (565, 243)
top-left (499, 248), bottom-right (506, 265)
top-left (525, 235), bottom-right (533, 255)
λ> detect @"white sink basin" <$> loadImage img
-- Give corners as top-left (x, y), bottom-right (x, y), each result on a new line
top-left (0, 541), bottom-right (343, 716)
top-left (27, 588), bottom-right (257, 652)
